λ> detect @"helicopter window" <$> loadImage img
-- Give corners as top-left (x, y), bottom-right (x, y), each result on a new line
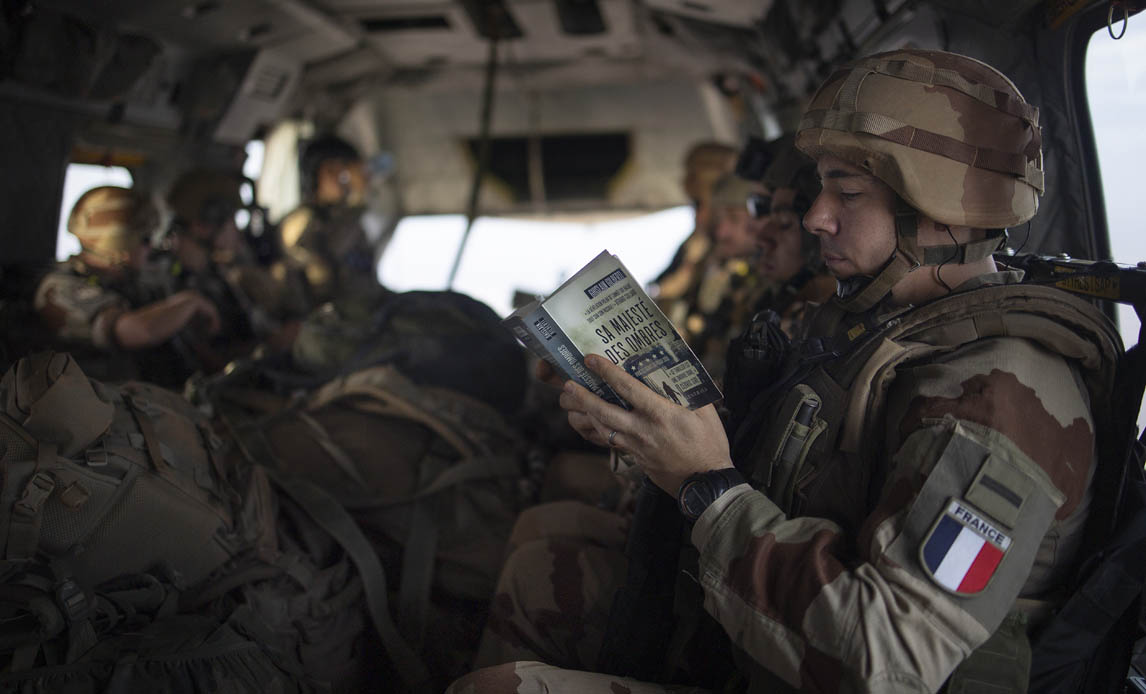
top-left (243, 140), bottom-right (265, 196)
top-left (378, 206), bottom-right (693, 317)
top-left (55, 164), bottom-right (134, 261)
top-left (1086, 15), bottom-right (1146, 351)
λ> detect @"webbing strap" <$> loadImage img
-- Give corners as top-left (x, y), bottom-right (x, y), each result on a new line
top-left (265, 468), bottom-right (431, 691)
top-left (836, 204), bottom-right (920, 313)
top-left (919, 234), bottom-right (1005, 265)
top-left (6, 442), bottom-right (58, 560)
top-left (123, 396), bottom-right (171, 476)
top-left (800, 109), bottom-right (1045, 192)
top-left (337, 454), bottom-right (522, 509)
top-left (294, 412), bottom-right (368, 487)
top-left (397, 501), bottom-right (438, 650)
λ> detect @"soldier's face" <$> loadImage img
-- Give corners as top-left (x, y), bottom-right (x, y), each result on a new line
top-left (754, 187), bottom-right (805, 282)
top-left (316, 158), bottom-right (366, 206)
top-left (712, 205), bottom-right (757, 260)
top-left (804, 155), bottom-right (897, 279)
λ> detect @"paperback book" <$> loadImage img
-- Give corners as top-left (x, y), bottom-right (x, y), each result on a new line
top-left (503, 250), bottom-right (721, 410)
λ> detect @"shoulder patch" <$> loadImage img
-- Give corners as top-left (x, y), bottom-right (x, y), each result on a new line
top-left (920, 499), bottom-right (1010, 596)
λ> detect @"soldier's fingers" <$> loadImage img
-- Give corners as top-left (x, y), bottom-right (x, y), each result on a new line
top-left (568, 411), bottom-right (609, 447)
top-left (584, 355), bottom-right (668, 413)
top-left (559, 380), bottom-right (636, 434)
top-left (534, 360), bottom-right (564, 389)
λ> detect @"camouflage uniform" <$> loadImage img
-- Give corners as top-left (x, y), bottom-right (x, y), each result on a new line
top-left (454, 51), bottom-right (1104, 693)
top-left (459, 272), bottom-right (1110, 693)
top-left (34, 259), bottom-right (132, 350)
top-left (33, 259), bottom-right (142, 382)
top-left (653, 143), bottom-right (737, 332)
top-left (279, 203), bottom-right (378, 311)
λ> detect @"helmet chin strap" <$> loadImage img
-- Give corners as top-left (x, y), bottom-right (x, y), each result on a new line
top-left (834, 199), bottom-right (1007, 313)
top-left (835, 201), bottom-right (920, 313)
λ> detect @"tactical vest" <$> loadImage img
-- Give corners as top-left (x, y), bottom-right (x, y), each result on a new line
top-left (730, 282), bottom-right (1121, 692)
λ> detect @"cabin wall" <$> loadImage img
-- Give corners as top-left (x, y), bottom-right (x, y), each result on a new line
top-left (363, 78), bottom-right (732, 216)
top-left (0, 100), bottom-right (74, 265)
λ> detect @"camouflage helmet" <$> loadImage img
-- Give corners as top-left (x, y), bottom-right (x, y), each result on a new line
top-left (796, 49), bottom-right (1043, 228)
top-left (167, 169), bottom-right (244, 228)
top-left (710, 172), bottom-right (764, 210)
top-left (795, 49), bottom-right (1043, 311)
top-left (762, 134), bottom-right (820, 218)
top-left (682, 141), bottom-right (737, 203)
top-left (67, 186), bottom-right (158, 259)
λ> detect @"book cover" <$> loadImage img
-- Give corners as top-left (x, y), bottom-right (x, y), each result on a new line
top-left (503, 250), bottom-right (721, 410)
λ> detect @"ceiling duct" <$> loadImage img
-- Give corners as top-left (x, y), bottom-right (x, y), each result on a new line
top-left (643, 0), bottom-right (775, 27)
top-left (554, 0), bottom-right (607, 35)
top-left (360, 16), bottom-right (452, 32)
top-left (212, 49), bottom-right (301, 145)
top-left (460, 0), bottom-right (524, 40)
top-left (465, 132), bottom-right (630, 205)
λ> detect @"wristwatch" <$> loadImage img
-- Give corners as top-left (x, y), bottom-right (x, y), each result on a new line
top-left (677, 468), bottom-right (746, 522)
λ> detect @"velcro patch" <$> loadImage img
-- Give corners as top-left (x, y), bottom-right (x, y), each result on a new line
top-left (920, 499), bottom-right (1010, 596)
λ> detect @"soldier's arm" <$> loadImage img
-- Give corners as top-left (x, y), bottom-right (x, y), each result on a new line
top-left (34, 272), bottom-right (129, 349)
top-left (112, 289), bottom-right (222, 350)
top-left (691, 337), bottom-right (1092, 692)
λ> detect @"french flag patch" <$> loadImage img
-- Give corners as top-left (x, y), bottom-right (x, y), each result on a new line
top-left (920, 500), bottom-right (1011, 596)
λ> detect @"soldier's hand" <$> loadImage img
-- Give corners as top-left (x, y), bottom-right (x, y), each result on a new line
top-left (179, 290), bottom-right (222, 336)
top-left (534, 359), bottom-right (565, 389)
top-left (558, 354), bottom-right (733, 497)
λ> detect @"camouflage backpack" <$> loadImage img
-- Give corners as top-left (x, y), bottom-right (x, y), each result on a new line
top-left (225, 364), bottom-right (537, 688)
top-left (290, 288), bottom-right (528, 417)
top-left (0, 353), bottom-right (375, 692)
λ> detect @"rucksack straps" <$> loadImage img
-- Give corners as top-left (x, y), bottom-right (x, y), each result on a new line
top-left (265, 468), bottom-right (433, 692)
top-left (6, 441), bottom-right (58, 561)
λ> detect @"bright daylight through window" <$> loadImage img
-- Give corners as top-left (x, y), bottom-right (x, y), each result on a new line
top-left (1087, 13), bottom-right (1146, 427)
top-left (379, 207), bottom-right (695, 318)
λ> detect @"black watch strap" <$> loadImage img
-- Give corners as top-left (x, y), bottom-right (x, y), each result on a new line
top-left (678, 467), bottom-right (746, 522)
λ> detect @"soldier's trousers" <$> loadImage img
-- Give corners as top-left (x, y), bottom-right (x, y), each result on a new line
top-left (451, 501), bottom-right (713, 694)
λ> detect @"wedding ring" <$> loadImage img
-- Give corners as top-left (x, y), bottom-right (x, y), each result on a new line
top-left (608, 430), bottom-right (619, 447)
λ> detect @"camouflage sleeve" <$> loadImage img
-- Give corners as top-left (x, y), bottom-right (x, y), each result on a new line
top-left (692, 336), bottom-right (1092, 692)
top-left (33, 272), bottom-right (130, 350)
top-left (449, 661), bottom-right (711, 694)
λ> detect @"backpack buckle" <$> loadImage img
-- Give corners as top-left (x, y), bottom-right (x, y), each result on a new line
top-left (84, 440), bottom-right (108, 467)
top-left (54, 577), bottom-right (88, 622)
top-left (13, 472), bottom-right (56, 519)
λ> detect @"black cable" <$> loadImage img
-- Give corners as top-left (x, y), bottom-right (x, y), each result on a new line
top-left (1013, 221), bottom-right (1033, 256)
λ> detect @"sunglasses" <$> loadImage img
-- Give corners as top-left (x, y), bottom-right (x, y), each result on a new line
top-left (746, 193), bottom-right (772, 219)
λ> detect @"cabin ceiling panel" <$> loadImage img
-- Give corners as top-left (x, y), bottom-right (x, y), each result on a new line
top-left (349, 0), bottom-right (638, 68)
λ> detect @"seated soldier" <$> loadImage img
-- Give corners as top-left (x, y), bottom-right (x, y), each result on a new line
top-left (451, 49), bottom-right (1120, 693)
top-left (746, 136), bottom-right (837, 337)
top-left (278, 135), bottom-right (381, 312)
top-left (34, 186), bottom-right (220, 385)
top-left (651, 142), bottom-right (737, 327)
top-left (683, 172), bottom-right (768, 381)
top-left (161, 169), bottom-right (305, 366)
